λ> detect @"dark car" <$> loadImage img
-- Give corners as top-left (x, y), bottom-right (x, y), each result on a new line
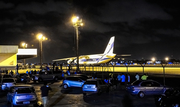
top-left (72, 74), bottom-right (91, 80)
top-left (126, 80), bottom-right (170, 98)
top-left (0, 78), bottom-right (16, 91)
top-left (16, 73), bottom-right (31, 83)
top-left (155, 88), bottom-right (180, 107)
top-left (1, 74), bottom-right (13, 78)
top-left (82, 78), bottom-right (110, 96)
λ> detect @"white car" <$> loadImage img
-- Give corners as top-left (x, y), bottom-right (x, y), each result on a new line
top-left (0, 78), bottom-right (16, 91)
top-left (7, 85), bottom-right (38, 107)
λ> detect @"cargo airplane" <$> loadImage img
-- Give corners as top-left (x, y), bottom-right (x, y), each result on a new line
top-left (53, 36), bottom-right (116, 65)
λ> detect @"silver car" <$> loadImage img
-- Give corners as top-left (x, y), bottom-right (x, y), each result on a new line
top-left (126, 80), bottom-right (170, 98)
top-left (82, 79), bottom-right (110, 96)
top-left (7, 85), bottom-right (37, 107)
top-left (0, 78), bottom-right (16, 91)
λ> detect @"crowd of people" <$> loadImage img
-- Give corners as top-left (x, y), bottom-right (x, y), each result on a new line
top-left (90, 72), bottom-right (149, 90)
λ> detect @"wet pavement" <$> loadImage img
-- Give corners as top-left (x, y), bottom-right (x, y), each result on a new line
top-left (0, 81), bottom-right (156, 107)
top-left (0, 73), bottom-right (180, 107)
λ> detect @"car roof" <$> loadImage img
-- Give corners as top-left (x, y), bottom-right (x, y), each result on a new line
top-left (11, 85), bottom-right (33, 88)
top-left (2, 78), bottom-right (14, 80)
top-left (66, 75), bottom-right (84, 78)
top-left (2, 74), bottom-right (11, 76)
top-left (86, 78), bottom-right (102, 81)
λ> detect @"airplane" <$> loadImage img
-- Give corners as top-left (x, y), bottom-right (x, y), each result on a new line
top-left (53, 36), bottom-right (116, 65)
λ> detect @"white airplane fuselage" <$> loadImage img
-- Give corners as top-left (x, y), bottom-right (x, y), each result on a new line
top-left (73, 54), bottom-right (116, 65)
top-left (53, 36), bottom-right (116, 65)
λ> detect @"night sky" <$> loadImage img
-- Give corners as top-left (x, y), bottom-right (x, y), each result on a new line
top-left (0, 0), bottom-right (180, 63)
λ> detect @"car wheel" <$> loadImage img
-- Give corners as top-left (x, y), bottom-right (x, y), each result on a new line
top-left (63, 84), bottom-right (68, 89)
top-left (38, 78), bottom-right (43, 82)
top-left (138, 91), bottom-right (145, 98)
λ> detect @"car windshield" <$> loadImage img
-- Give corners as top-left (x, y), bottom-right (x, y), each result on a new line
top-left (20, 74), bottom-right (27, 77)
top-left (16, 88), bottom-right (33, 93)
top-left (79, 77), bottom-right (87, 81)
top-left (132, 80), bottom-right (142, 85)
top-left (2, 79), bottom-right (14, 82)
top-left (85, 81), bottom-right (97, 85)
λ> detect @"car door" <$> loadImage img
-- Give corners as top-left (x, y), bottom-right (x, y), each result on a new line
top-left (70, 77), bottom-right (81, 87)
top-left (151, 81), bottom-right (164, 95)
top-left (46, 71), bottom-right (54, 80)
top-left (99, 80), bottom-right (107, 92)
top-left (140, 81), bottom-right (154, 95)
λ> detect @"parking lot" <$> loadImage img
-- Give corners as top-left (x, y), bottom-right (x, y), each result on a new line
top-left (0, 73), bottom-right (180, 107)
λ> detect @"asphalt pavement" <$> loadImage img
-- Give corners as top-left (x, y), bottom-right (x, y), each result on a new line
top-left (0, 73), bottom-right (180, 107)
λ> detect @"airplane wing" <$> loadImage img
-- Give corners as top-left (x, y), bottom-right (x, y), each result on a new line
top-left (53, 54), bottom-right (104, 62)
top-left (53, 57), bottom-right (76, 62)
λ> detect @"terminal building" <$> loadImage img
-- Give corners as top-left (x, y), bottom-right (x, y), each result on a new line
top-left (0, 45), bottom-right (37, 71)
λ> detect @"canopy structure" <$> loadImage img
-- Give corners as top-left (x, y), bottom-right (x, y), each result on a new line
top-left (0, 45), bottom-right (37, 70)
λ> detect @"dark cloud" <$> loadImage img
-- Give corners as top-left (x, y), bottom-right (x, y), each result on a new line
top-left (99, 0), bottom-right (172, 23)
top-left (0, 0), bottom-right (180, 62)
top-left (0, 1), bottom-right (14, 9)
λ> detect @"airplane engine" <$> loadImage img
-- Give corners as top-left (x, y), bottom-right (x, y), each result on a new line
top-left (67, 59), bottom-right (73, 64)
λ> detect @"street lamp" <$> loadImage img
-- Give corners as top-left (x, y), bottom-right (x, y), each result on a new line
top-left (21, 42), bottom-right (28, 66)
top-left (37, 33), bottom-right (47, 69)
top-left (151, 57), bottom-right (155, 62)
top-left (72, 16), bottom-right (83, 71)
top-left (162, 57), bottom-right (169, 85)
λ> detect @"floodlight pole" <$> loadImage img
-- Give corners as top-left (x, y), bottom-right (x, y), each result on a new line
top-left (75, 26), bottom-right (79, 71)
top-left (39, 39), bottom-right (43, 69)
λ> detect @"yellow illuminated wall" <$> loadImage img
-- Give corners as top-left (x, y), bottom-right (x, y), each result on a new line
top-left (0, 53), bottom-right (17, 66)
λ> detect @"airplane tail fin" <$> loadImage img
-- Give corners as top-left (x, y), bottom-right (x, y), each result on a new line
top-left (103, 36), bottom-right (115, 55)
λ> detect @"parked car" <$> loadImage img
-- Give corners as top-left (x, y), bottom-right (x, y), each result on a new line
top-left (126, 80), bottom-right (170, 98)
top-left (72, 74), bottom-right (91, 79)
top-left (155, 88), bottom-right (180, 107)
top-left (1, 74), bottom-right (17, 82)
top-left (16, 73), bottom-right (31, 83)
top-left (31, 71), bottom-right (61, 82)
top-left (1, 74), bottom-right (13, 78)
top-left (62, 76), bottom-right (86, 89)
top-left (82, 78), bottom-right (110, 96)
top-left (0, 78), bottom-right (16, 91)
top-left (7, 85), bottom-right (38, 107)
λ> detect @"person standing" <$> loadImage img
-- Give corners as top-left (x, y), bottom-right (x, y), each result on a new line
top-left (40, 82), bottom-right (52, 107)
top-left (121, 73), bottom-right (125, 85)
top-left (10, 70), bottom-right (14, 76)
top-left (135, 73), bottom-right (140, 80)
top-left (120, 73), bottom-right (126, 89)
top-left (127, 74), bottom-right (130, 84)
top-left (117, 73), bottom-right (121, 86)
top-left (23, 74), bottom-right (27, 84)
top-left (104, 77), bottom-right (109, 84)
top-left (26, 70), bottom-right (29, 74)
top-left (141, 73), bottom-right (148, 80)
